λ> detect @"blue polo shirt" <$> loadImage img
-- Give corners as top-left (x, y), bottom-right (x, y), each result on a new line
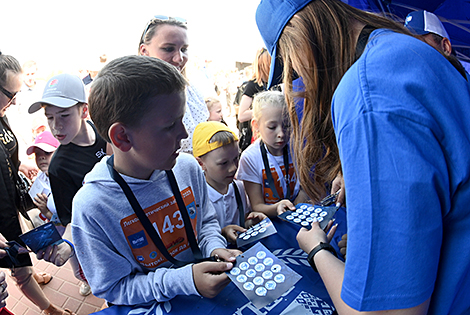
top-left (332, 29), bottom-right (470, 314)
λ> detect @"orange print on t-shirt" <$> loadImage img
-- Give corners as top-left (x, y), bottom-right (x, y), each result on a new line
top-left (262, 163), bottom-right (296, 204)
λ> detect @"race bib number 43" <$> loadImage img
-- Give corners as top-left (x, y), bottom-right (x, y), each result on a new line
top-left (120, 187), bottom-right (197, 269)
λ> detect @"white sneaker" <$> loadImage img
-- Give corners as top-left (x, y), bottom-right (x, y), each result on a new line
top-left (79, 282), bottom-right (92, 296)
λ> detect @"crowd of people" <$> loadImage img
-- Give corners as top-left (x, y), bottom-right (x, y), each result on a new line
top-left (0, 1), bottom-right (469, 315)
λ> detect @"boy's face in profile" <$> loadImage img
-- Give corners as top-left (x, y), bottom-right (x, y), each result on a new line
top-left (208, 101), bottom-right (223, 122)
top-left (44, 104), bottom-right (87, 145)
top-left (199, 141), bottom-right (239, 191)
top-left (34, 147), bottom-right (54, 174)
top-left (126, 91), bottom-right (188, 177)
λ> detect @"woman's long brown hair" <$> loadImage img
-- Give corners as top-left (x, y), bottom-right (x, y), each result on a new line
top-left (254, 48), bottom-right (271, 86)
top-left (279, 0), bottom-right (411, 201)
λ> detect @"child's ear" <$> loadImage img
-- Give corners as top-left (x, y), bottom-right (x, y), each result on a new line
top-left (195, 156), bottom-right (207, 171)
top-left (81, 104), bottom-right (89, 119)
top-left (251, 119), bottom-right (259, 132)
top-left (109, 122), bottom-right (132, 152)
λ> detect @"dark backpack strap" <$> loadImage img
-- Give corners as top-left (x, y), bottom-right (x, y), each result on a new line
top-left (232, 181), bottom-right (245, 227)
top-left (282, 145), bottom-right (291, 200)
top-left (355, 25), bottom-right (376, 61)
top-left (259, 140), bottom-right (281, 200)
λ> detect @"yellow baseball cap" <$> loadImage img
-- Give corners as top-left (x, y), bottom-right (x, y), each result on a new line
top-left (193, 121), bottom-right (239, 157)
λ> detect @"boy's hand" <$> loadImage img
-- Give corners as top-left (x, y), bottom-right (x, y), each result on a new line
top-left (244, 212), bottom-right (267, 228)
top-left (211, 248), bottom-right (242, 262)
top-left (37, 242), bottom-right (72, 266)
top-left (221, 225), bottom-right (245, 244)
top-left (33, 193), bottom-right (49, 214)
top-left (192, 261), bottom-right (233, 298)
top-left (276, 199), bottom-right (295, 215)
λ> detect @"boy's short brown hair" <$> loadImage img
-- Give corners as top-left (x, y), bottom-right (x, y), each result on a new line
top-left (89, 55), bottom-right (187, 142)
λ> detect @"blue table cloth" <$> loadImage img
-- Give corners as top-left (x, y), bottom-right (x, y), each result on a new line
top-left (92, 208), bottom-right (347, 315)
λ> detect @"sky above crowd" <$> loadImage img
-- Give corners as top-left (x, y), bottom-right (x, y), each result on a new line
top-left (1, 0), bottom-right (265, 74)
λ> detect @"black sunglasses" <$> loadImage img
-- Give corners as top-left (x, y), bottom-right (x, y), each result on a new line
top-left (0, 85), bottom-right (18, 103)
top-left (140, 15), bottom-right (187, 45)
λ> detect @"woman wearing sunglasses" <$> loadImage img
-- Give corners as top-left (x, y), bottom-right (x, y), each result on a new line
top-left (139, 15), bottom-right (209, 155)
top-left (0, 53), bottom-right (73, 314)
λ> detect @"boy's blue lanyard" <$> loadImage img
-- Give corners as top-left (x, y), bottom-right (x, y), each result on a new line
top-left (106, 156), bottom-right (208, 267)
top-left (232, 181), bottom-right (245, 227)
top-left (259, 140), bottom-right (291, 201)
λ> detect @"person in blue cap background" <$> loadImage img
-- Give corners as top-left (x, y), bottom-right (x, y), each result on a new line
top-left (256, 0), bottom-right (470, 314)
top-left (405, 10), bottom-right (452, 56)
top-left (405, 10), bottom-right (467, 78)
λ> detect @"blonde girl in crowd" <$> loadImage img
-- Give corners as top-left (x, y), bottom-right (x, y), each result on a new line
top-left (237, 90), bottom-right (304, 218)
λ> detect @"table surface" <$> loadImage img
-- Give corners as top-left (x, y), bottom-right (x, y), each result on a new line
top-left (93, 208), bottom-right (347, 315)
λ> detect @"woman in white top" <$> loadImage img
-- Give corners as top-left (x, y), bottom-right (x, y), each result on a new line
top-left (139, 15), bottom-right (209, 154)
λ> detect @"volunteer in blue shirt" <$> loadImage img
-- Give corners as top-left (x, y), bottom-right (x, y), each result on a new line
top-left (256, 0), bottom-right (470, 314)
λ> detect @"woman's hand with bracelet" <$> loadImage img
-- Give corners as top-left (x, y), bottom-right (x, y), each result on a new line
top-left (37, 240), bottom-right (74, 267)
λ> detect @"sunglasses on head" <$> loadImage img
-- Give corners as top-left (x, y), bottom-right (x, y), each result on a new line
top-left (140, 15), bottom-right (187, 44)
top-left (0, 85), bottom-right (18, 104)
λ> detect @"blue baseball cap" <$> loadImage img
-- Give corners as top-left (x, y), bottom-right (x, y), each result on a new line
top-left (256, 0), bottom-right (312, 88)
top-left (404, 10), bottom-right (449, 39)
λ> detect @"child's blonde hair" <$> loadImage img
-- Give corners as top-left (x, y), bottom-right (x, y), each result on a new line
top-left (252, 90), bottom-right (287, 121)
top-left (205, 97), bottom-right (221, 112)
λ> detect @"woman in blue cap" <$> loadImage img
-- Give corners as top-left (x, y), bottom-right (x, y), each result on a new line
top-left (256, 0), bottom-right (470, 314)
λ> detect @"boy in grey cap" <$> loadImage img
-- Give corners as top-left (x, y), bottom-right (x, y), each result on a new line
top-left (28, 73), bottom-right (109, 296)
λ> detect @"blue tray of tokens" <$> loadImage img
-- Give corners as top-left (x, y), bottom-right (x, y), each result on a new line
top-left (278, 203), bottom-right (339, 230)
top-left (236, 217), bottom-right (277, 248)
top-left (226, 242), bottom-right (301, 309)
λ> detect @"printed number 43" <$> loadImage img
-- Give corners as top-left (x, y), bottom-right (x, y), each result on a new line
top-left (153, 210), bottom-right (184, 235)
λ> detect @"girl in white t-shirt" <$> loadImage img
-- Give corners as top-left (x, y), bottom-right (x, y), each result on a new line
top-left (237, 91), bottom-right (305, 217)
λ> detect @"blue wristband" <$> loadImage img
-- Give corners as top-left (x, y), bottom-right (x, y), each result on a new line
top-left (63, 239), bottom-right (75, 258)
